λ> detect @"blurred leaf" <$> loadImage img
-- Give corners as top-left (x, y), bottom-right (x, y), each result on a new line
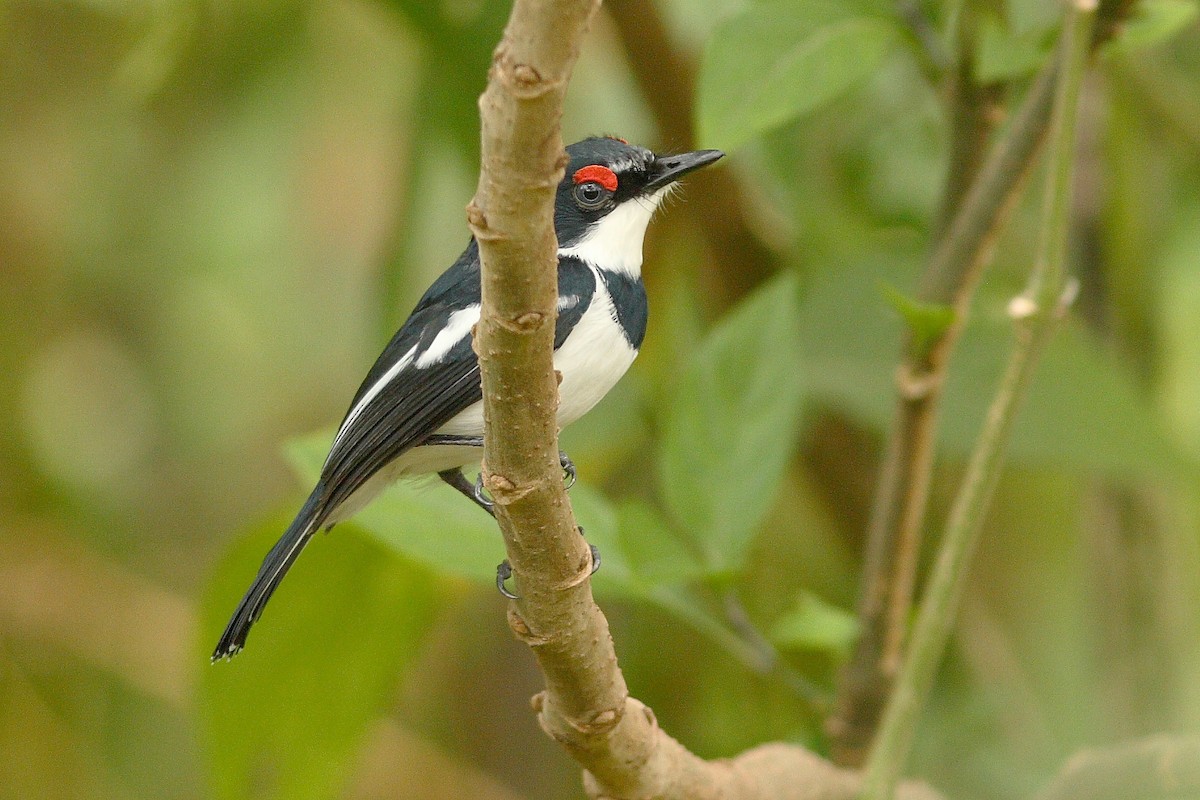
top-left (615, 499), bottom-right (707, 584)
top-left (947, 319), bottom-right (1187, 477)
top-left (385, 0), bottom-right (511, 159)
top-left (977, 16), bottom-right (1055, 82)
top-left (879, 282), bottom-right (956, 358)
top-left (697, 0), bottom-right (901, 150)
top-left (1102, 0), bottom-right (1200, 56)
top-left (770, 591), bottom-right (859, 655)
top-left (799, 259), bottom-right (1186, 477)
top-left (0, 662), bottom-right (121, 800)
top-left (200, 514), bottom-right (439, 800)
top-left (2, 638), bottom-right (203, 800)
top-left (1157, 218), bottom-right (1200, 455)
top-left (659, 272), bottom-right (805, 574)
top-left (286, 432), bottom-right (498, 583)
top-left (1005, 0), bottom-right (1063, 34)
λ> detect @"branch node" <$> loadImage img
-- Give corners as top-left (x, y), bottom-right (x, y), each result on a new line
top-left (466, 200), bottom-right (504, 242)
top-left (641, 702), bottom-right (658, 731)
top-left (492, 48), bottom-right (562, 100)
top-left (508, 607), bottom-right (551, 645)
top-left (551, 543), bottom-right (596, 591)
top-left (1007, 293), bottom-right (1039, 320)
top-left (564, 704), bottom-right (625, 737)
top-left (484, 472), bottom-right (534, 505)
top-left (1057, 276), bottom-right (1080, 315)
top-left (894, 364), bottom-right (941, 400)
top-left (500, 311), bottom-right (548, 333)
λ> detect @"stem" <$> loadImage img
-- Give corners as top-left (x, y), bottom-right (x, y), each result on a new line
top-left (894, 0), bottom-right (951, 80)
top-left (831, 3), bottom-right (1047, 764)
top-left (831, 0), bottom-right (1137, 763)
top-left (722, 591), bottom-right (831, 705)
top-left (857, 4), bottom-right (1097, 797)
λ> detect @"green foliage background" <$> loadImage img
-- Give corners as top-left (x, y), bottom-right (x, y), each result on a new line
top-left (1, 1), bottom-right (1198, 798)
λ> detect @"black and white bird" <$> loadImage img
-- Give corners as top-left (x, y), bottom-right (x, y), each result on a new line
top-left (212, 136), bottom-right (723, 660)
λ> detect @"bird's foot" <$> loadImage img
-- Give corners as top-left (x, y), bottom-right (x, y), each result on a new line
top-left (587, 540), bottom-right (601, 575)
top-left (560, 450), bottom-right (577, 489)
top-left (494, 526), bottom-right (599, 600)
top-left (473, 472), bottom-right (496, 515)
top-left (496, 560), bottom-right (518, 599)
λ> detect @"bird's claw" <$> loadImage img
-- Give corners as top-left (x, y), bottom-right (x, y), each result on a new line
top-left (496, 560), bottom-right (518, 599)
top-left (560, 451), bottom-right (577, 490)
top-left (493, 530), bottom-right (600, 601)
top-left (473, 472), bottom-right (495, 514)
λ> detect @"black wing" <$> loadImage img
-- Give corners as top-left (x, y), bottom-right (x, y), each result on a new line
top-left (319, 246), bottom-right (486, 515)
top-left (212, 248), bottom-right (597, 659)
top-left (317, 249), bottom-right (597, 516)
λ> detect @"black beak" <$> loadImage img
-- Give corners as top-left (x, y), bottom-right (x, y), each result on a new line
top-left (644, 149), bottom-right (725, 192)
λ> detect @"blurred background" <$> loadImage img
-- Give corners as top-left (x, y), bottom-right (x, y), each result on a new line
top-left (2, 0), bottom-right (1199, 798)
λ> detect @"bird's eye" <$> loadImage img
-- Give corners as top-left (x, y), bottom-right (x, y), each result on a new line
top-left (573, 181), bottom-right (609, 210)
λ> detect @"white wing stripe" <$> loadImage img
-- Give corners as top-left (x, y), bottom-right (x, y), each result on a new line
top-left (415, 304), bottom-right (480, 368)
top-left (330, 343), bottom-right (417, 452)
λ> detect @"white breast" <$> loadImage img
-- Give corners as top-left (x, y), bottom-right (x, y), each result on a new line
top-left (552, 267), bottom-right (638, 426)
top-left (435, 267), bottom-right (636, 437)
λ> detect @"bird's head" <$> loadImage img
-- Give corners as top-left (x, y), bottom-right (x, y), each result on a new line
top-left (555, 137), bottom-right (724, 276)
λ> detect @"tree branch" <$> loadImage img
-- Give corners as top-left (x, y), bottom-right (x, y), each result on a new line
top-left (468, 3), bottom-right (943, 798)
top-left (469, 0), bottom-right (619, 761)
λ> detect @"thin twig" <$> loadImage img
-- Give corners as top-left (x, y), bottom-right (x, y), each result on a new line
top-left (857, 4), bottom-right (1098, 797)
top-left (722, 591), bottom-right (832, 706)
top-left (831, 0), bottom-right (1139, 763)
top-left (830, 2), bottom-right (1041, 763)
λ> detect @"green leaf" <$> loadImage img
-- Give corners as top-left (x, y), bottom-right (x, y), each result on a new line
top-left (770, 591), bottom-right (860, 655)
top-left (659, 271), bottom-right (806, 574)
top-left (977, 16), bottom-right (1055, 83)
top-left (697, 0), bottom-right (902, 150)
top-left (615, 499), bottom-right (707, 584)
top-left (878, 282), bottom-right (956, 358)
top-left (286, 431), bottom-right (500, 583)
top-left (200, 514), bottom-right (440, 800)
top-left (1005, 0), bottom-right (1063, 35)
top-left (1102, 0), bottom-right (1200, 57)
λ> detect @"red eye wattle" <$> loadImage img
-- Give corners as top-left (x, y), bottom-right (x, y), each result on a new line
top-left (572, 165), bottom-right (618, 192)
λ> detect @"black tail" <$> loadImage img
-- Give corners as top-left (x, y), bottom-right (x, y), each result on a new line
top-left (212, 488), bottom-right (325, 661)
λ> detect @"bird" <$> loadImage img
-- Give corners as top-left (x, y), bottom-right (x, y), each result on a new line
top-left (212, 136), bottom-right (724, 660)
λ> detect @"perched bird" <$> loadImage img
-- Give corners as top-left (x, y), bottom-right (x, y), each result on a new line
top-left (212, 136), bottom-right (723, 660)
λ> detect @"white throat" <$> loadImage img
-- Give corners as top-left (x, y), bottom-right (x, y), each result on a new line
top-left (557, 187), bottom-right (669, 276)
